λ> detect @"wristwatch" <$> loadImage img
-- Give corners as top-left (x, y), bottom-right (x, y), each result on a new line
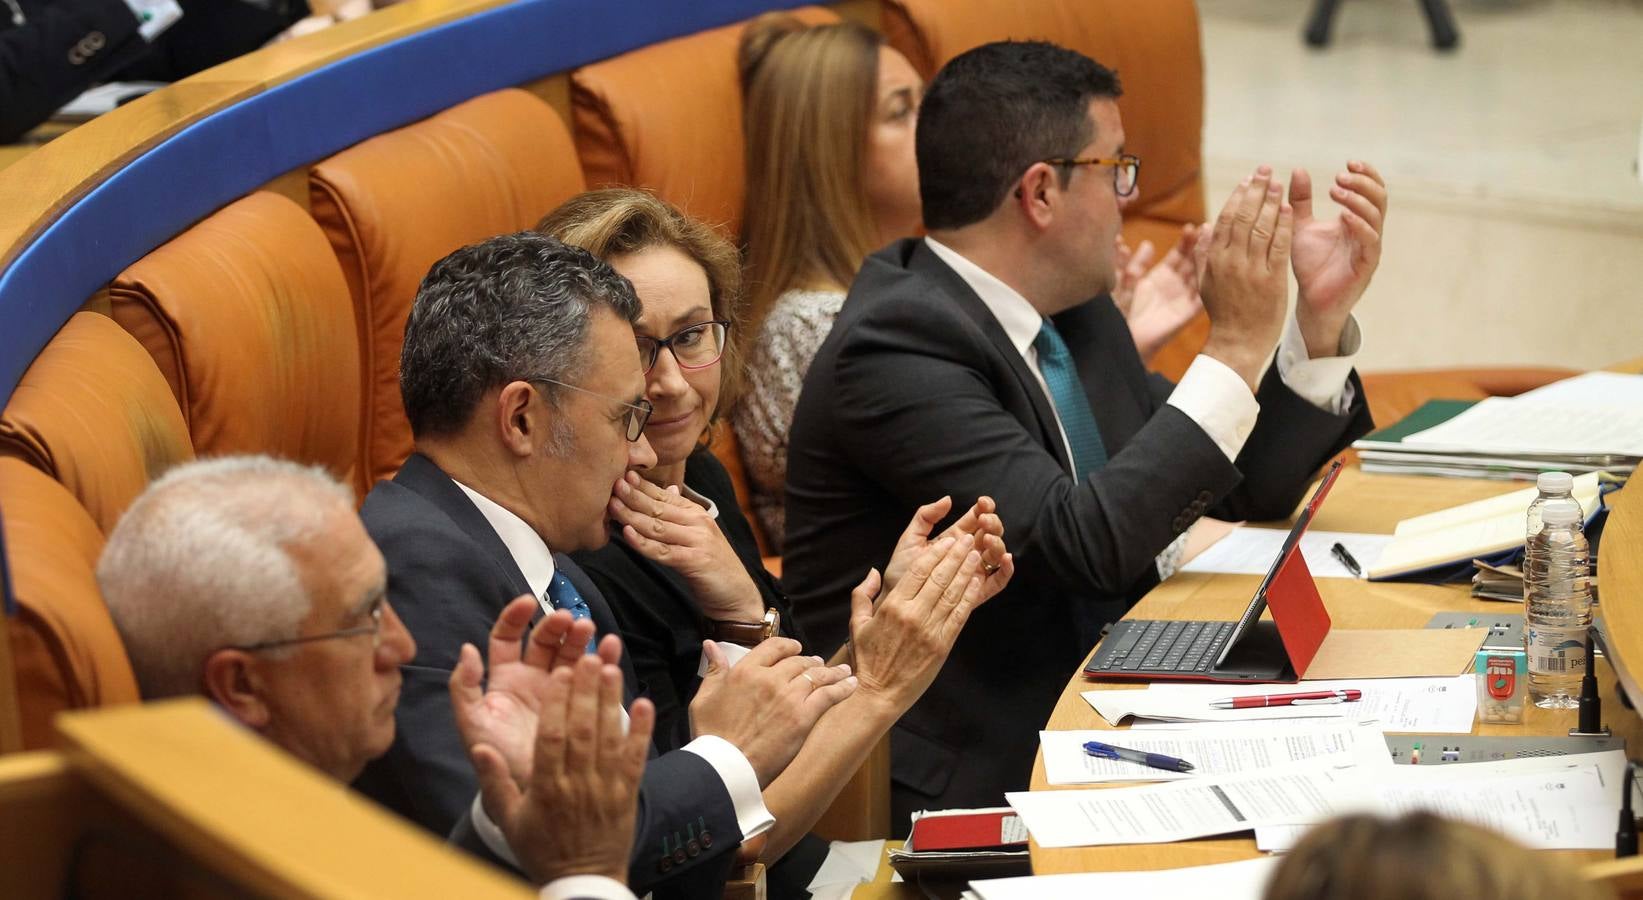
top-left (706, 607), bottom-right (781, 648)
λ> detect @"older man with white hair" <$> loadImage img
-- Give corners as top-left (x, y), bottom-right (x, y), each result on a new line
top-left (99, 455), bottom-right (655, 899)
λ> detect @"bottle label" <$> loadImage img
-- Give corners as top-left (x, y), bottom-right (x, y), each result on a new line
top-left (1526, 628), bottom-right (1585, 673)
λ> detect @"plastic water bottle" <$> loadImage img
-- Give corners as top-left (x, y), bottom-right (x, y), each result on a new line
top-left (1525, 471), bottom-right (1576, 543)
top-left (1523, 498), bottom-right (1591, 708)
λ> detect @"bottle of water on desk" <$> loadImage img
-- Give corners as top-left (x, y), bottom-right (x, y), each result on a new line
top-left (1525, 471), bottom-right (1575, 542)
top-left (1524, 496), bottom-right (1590, 708)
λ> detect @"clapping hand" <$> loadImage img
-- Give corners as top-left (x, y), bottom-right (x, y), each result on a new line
top-left (449, 595), bottom-right (620, 787)
top-left (690, 638), bottom-right (857, 786)
top-left (474, 652), bottom-right (653, 886)
top-left (609, 471), bottom-right (765, 622)
top-left (1289, 161), bottom-right (1387, 358)
top-left (1113, 226), bottom-right (1206, 362)
top-left (882, 496), bottom-right (1012, 604)
top-left (849, 532), bottom-right (1003, 711)
top-left (1198, 166), bottom-right (1294, 392)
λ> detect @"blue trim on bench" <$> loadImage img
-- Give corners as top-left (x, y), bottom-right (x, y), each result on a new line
top-left (0, 0), bottom-right (808, 402)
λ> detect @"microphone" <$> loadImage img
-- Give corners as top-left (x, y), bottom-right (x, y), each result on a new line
top-left (1572, 629), bottom-right (1610, 737)
top-left (1618, 762), bottom-right (1638, 858)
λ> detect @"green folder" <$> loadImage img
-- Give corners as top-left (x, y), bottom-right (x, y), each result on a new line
top-left (1353, 399), bottom-right (1477, 450)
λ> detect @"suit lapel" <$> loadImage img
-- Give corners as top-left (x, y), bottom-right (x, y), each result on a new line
top-left (904, 241), bottom-right (1075, 473)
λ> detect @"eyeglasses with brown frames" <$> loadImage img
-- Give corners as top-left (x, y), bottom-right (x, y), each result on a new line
top-left (1042, 153), bottom-right (1141, 197)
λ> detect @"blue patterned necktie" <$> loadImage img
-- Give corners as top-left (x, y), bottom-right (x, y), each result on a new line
top-left (546, 570), bottom-right (598, 655)
top-left (1032, 319), bottom-right (1108, 479)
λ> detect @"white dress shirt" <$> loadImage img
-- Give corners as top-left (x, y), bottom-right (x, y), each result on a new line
top-left (923, 237), bottom-right (1361, 578)
top-left (449, 479), bottom-right (775, 874)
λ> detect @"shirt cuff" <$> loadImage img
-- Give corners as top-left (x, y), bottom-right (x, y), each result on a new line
top-left (1276, 314), bottom-right (1361, 415)
top-left (1166, 355), bottom-right (1261, 462)
top-left (470, 793), bottom-right (523, 870)
top-left (1155, 529), bottom-right (1191, 581)
top-left (538, 875), bottom-right (638, 900)
top-left (122, 0), bottom-right (183, 41)
top-left (681, 735), bottom-right (776, 840)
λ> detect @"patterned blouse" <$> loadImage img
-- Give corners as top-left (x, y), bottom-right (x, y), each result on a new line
top-left (731, 288), bottom-right (848, 553)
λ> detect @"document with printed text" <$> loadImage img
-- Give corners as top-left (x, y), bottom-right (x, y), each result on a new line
top-left (1040, 720), bottom-right (1392, 785)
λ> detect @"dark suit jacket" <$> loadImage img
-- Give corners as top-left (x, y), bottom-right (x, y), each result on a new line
top-left (782, 239), bottom-right (1374, 823)
top-left (0, 0), bottom-right (306, 143)
top-left (356, 452), bottom-right (741, 896)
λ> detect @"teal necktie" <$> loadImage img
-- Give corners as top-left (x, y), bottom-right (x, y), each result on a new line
top-left (1032, 320), bottom-right (1108, 479)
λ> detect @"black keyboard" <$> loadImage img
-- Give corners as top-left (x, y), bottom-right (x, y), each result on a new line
top-left (1086, 619), bottom-right (1236, 676)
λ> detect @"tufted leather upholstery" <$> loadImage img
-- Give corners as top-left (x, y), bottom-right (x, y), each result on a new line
top-left (310, 88), bottom-right (587, 487)
top-left (0, 312), bottom-right (195, 535)
top-left (0, 458), bottom-right (139, 750)
top-left (571, 6), bottom-right (839, 237)
top-left (109, 192), bottom-right (363, 496)
top-left (881, 0), bottom-right (1209, 379)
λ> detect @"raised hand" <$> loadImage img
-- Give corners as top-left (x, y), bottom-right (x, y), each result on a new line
top-left (850, 532), bottom-right (1004, 711)
top-left (1110, 235), bottom-right (1157, 318)
top-left (608, 470), bottom-right (765, 622)
top-left (882, 496), bottom-right (1010, 602)
top-left (1199, 166), bottom-right (1294, 392)
top-left (689, 637), bottom-right (857, 786)
top-left (1289, 161), bottom-right (1387, 358)
top-left (449, 595), bottom-right (619, 787)
top-left (473, 653), bottom-right (652, 886)
top-left (1124, 224), bottom-right (1206, 362)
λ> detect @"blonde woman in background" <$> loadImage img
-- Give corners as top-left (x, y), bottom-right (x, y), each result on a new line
top-left (1265, 812), bottom-right (1612, 900)
top-left (733, 13), bottom-right (1204, 551)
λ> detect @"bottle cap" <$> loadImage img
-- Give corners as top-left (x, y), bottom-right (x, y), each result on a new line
top-left (1540, 503), bottom-right (1581, 526)
top-left (1537, 471), bottom-right (1574, 494)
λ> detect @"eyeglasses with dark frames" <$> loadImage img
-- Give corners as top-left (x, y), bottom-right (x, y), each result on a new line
top-left (229, 596), bottom-right (385, 653)
top-left (1042, 153), bottom-right (1141, 197)
top-left (635, 320), bottom-right (731, 374)
top-left (529, 378), bottom-right (655, 441)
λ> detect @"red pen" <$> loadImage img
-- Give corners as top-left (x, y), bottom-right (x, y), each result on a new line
top-left (1209, 689), bottom-right (1363, 709)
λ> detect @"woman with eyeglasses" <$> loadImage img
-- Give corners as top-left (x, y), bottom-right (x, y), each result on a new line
top-left (540, 187), bottom-right (1012, 899)
top-left (732, 12), bottom-right (1206, 553)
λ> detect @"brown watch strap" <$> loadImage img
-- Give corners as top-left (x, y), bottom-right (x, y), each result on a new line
top-left (705, 607), bottom-right (779, 647)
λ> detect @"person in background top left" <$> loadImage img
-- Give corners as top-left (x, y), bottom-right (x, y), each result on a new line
top-left (0, 0), bottom-right (383, 143)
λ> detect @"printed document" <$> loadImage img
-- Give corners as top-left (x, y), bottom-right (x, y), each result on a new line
top-left (1084, 675), bottom-right (1478, 732)
top-left (1005, 768), bottom-right (1371, 848)
top-left (1040, 720), bottom-right (1392, 785)
top-left (1179, 528), bottom-right (1392, 579)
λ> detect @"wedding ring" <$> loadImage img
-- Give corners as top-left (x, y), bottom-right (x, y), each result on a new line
top-left (801, 671), bottom-right (815, 685)
top-left (982, 561), bottom-right (1001, 575)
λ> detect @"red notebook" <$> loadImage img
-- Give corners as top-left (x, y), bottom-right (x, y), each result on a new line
top-left (907, 808), bottom-right (1029, 853)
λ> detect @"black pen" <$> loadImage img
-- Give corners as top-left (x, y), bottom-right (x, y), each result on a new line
top-left (1331, 542), bottom-right (1363, 578)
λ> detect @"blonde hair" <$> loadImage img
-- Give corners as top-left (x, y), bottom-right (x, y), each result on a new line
top-left (537, 188), bottom-right (747, 431)
top-left (739, 12), bottom-right (885, 326)
top-left (1265, 812), bottom-right (1613, 900)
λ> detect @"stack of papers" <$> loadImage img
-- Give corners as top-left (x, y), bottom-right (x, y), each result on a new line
top-left (1082, 675), bottom-right (1480, 733)
top-left (1351, 373), bottom-right (1643, 480)
top-left (1009, 746), bottom-right (1625, 852)
top-left (1178, 527), bottom-right (1392, 579)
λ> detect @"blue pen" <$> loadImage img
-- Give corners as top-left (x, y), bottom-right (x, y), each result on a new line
top-left (1083, 740), bottom-right (1196, 773)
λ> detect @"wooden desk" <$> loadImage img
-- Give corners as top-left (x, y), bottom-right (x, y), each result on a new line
top-left (1026, 465), bottom-right (1639, 875)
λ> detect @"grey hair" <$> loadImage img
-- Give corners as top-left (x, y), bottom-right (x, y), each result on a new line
top-left (399, 231), bottom-right (642, 439)
top-left (97, 455), bottom-right (354, 699)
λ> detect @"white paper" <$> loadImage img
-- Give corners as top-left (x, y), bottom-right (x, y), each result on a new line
top-left (806, 839), bottom-right (886, 894)
top-left (1040, 720), bottom-right (1392, 785)
top-left (1006, 767), bottom-right (1372, 848)
top-left (1514, 372), bottom-right (1643, 409)
top-left (1082, 689), bottom-right (1352, 726)
top-left (1402, 395), bottom-right (1643, 457)
top-left (969, 856), bottom-right (1280, 900)
top-left (1085, 676), bottom-right (1478, 733)
top-left (1255, 750), bottom-right (1628, 852)
top-left (1179, 527), bottom-right (1393, 579)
